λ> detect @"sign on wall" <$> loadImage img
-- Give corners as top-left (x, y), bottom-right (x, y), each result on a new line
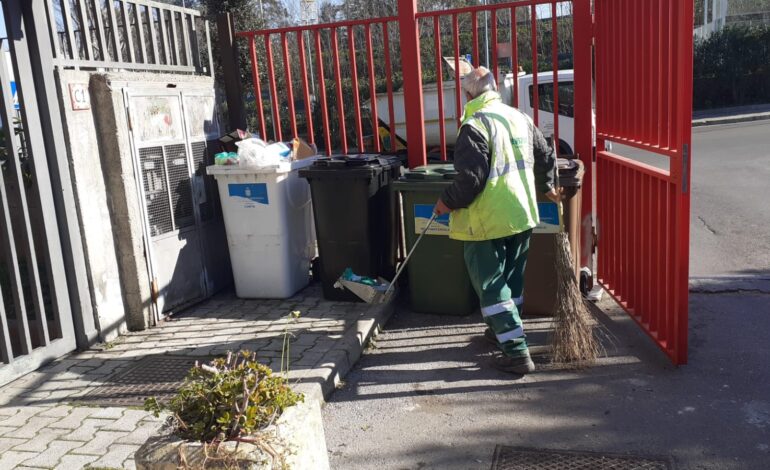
top-left (68, 83), bottom-right (90, 111)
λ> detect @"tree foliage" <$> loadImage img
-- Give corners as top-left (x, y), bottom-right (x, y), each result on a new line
top-left (693, 25), bottom-right (770, 109)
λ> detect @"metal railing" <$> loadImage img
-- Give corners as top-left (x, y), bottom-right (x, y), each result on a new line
top-left (236, 16), bottom-right (401, 156)
top-left (46, 0), bottom-right (212, 74)
top-left (236, 0), bottom-right (575, 163)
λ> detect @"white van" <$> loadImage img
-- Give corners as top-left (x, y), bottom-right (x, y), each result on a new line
top-left (501, 69), bottom-right (580, 156)
top-left (374, 64), bottom-right (588, 156)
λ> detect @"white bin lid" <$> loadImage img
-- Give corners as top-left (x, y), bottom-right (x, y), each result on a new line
top-left (207, 157), bottom-right (317, 177)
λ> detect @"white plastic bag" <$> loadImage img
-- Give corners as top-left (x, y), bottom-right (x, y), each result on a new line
top-left (235, 137), bottom-right (270, 168)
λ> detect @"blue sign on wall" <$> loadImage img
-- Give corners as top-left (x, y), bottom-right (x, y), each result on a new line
top-left (228, 183), bottom-right (268, 205)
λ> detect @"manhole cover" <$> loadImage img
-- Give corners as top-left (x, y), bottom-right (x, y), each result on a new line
top-left (491, 446), bottom-right (673, 470)
top-left (75, 355), bottom-right (203, 407)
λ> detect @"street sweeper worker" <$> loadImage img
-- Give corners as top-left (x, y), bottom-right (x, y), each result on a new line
top-left (434, 66), bottom-right (559, 375)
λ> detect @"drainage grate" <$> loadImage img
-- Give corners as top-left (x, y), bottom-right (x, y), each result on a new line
top-left (75, 355), bottom-right (203, 407)
top-left (491, 446), bottom-right (673, 470)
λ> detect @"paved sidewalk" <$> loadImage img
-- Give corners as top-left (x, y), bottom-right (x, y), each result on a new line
top-left (0, 284), bottom-right (391, 469)
top-left (692, 103), bottom-right (770, 126)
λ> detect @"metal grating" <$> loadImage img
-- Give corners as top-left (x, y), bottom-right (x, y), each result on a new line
top-left (163, 144), bottom-right (195, 230)
top-left (75, 355), bottom-right (204, 407)
top-left (491, 446), bottom-right (673, 470)
top-left (139, 146), bottom-right (173, 237)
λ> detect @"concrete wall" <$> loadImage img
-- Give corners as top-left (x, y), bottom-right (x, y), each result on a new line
top-left (57, 70), bottom-right (223, 337)
top-left (57, 69), bottom-right (128, 341)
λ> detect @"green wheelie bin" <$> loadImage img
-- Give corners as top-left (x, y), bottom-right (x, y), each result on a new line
top-left (393, 165), bottom-right (478, 315)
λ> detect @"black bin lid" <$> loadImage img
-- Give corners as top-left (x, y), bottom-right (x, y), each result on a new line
top-left (299, 154), bottom-right (402, 179)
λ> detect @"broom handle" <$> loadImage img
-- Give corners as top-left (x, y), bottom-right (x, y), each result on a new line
top-left (384, 212), bottom-right (438, 297)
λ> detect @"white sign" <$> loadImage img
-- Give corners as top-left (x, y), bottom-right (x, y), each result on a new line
top-left (69, 83), bottom-right (90, 111)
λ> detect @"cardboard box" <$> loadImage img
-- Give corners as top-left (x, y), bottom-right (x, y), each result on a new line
top-left (291, 138), bottom-right (318, 160)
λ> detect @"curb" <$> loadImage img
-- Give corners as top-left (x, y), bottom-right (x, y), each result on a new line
top-left (293, 299), bottom-right (396, 404)
top-left (692, 112), bottom-right (770, 127)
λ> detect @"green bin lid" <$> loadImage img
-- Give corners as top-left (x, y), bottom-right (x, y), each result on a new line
top-left (402, 164), bottom-right (457, 181)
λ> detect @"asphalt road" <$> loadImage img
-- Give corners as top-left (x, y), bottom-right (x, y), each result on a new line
top-left (689, 120), bottom-right (770, 278)
top-left (323, 296), bottom-right (770, 470)
top-left (322, 121), bottom-right (770, 470)
top-left (613, 120), bottom-right (770, 279)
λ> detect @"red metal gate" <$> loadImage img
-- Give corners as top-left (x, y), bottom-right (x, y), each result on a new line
top-left (233, 0), bottom-right (693, 365)
top-left (594, 0), bottom-right (693, 364)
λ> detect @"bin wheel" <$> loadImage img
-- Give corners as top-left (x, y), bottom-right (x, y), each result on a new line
top-left (579, 267), bottom-right (593, 297)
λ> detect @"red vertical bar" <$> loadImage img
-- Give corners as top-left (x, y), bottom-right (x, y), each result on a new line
top-left (434, 16), bottom-right (447, 161)
top-left (365, 24), bottom-right (381, 153)
top-left (668, 0), bottom-right (676, 151)
top-left (633, 0), bottom-right (641, 141)
top-left (644, 1), bottom-right (660, 145)
top-left (551, 1), bottom-right (559, 154)
top-left (664, 181), bottom-right (673, 351)
top-left (676, 0), bottom-right (694, 365)
top-left (331, 28), bottom-right (347, 153)
top-left (281, 32), bottom-right (298, 139)
top-left (609, 161), bottom-right (617, 291)
top-left (472, 11), bottom-right (479, 66)
top-left (398, 0), bottom-right (428, 168)
top-left (383, 22), bottom-right (397, 153)
top-left (624, 0), bottom-right (632, 139)
top-left (660, 0), bottom-right (669, 149)
top-left (630, 169), bottom-right (636, 310)
top-left (249, 35), bottom-right (267, 140)
top-left (642, 173), bottom-right (650, 323)
top-left (491, 8), bottom-right (499, 85)
top-left (595, 155), bottom-right (601, 279)
top-left (651, 177), bottom-right (662, 334)
top-left (608, 0), bottom-right (616, 137)
top-left (655, 0), bottom-right (663, 148)
top-left (667, 181), bottom-right (677, 359)
top-left (617, 0), bottom-right (624, 137)
top-left (314, 30), bottom-right (332, 156)
top-left (264, 34), bottom-right (282, 142)
top-left (574, 0), bottom-right (594, 271)
top-left (645, 174), bottom-right (652, 323)
top-left (510, 6), bottom-right (518, 108)
top-left (347, 25), bottom-right (365, 153)
top-left (530, 4), bottom-right (538, 126)
top-left (593, 0), bottom-right (602, 132)
top-left (297, 31), bottom-right (314, 145)
top-left (453, 14), bottom-right (462, 128)
top-left (621, 165), bottom-right (629, 306)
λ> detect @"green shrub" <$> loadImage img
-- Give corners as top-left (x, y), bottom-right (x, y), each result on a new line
top-left (693, 25), bottom-right (770, 110)
top-left (145, 351), bottom-right (303, 443)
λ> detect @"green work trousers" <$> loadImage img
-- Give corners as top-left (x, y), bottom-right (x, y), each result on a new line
top-left (464, 230), bottom-right (532, 358)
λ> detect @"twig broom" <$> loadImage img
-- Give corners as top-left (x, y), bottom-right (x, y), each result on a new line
top-left (550, 178), bottom-right (600, 366)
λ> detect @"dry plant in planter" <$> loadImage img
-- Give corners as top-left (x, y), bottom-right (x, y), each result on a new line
top-left (143, 350), bottom-right (304, 468)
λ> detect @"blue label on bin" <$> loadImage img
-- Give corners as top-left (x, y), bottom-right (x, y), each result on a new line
top-left (534, 202), bottom-right (561, 234)
top-left (414, 204), bottom-right (450, 236)
top-left (228, 183), bottom-right (269, 206)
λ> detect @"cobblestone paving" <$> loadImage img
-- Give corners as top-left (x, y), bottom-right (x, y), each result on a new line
top-left (0, 285), bottom-right (388, 469)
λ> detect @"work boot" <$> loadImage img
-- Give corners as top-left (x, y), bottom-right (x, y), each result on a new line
top-left (492, 352), bottom-right (536, 375)
top-left (483, 327), bottom-right (497, 345)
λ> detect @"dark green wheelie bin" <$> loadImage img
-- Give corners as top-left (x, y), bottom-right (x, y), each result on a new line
top-left (299, 155), bottom-right (401, 301)
top-left (393, 165), bottom-right (478, 315)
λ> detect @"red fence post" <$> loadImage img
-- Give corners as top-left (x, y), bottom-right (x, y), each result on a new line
top-left (398, 0), bottom-right (427, 168)
top-left (572, 0), bottom-right (594, 271)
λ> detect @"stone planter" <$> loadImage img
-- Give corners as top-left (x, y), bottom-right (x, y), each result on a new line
top-left (136, 399), bottom-right (329, 470)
